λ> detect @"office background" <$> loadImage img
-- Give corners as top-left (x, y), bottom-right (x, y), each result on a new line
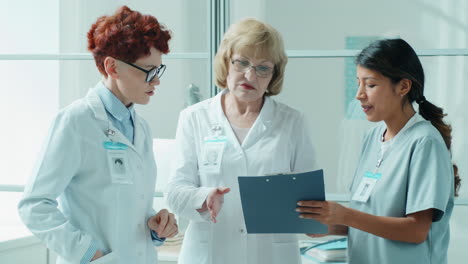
top-left (1, 0), bottom-right (467, 263)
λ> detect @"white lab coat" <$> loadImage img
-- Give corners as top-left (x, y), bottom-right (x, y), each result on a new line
top-left (18, 87), bottom-right (159, 264)
top-left (166, 89), bottom-right (317, 264)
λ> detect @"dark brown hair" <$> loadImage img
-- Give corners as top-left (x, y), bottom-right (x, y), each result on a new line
top-left (87, 6), bottom-right (171, 76)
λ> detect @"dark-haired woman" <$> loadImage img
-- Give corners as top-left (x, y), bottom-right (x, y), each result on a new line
top-left (297, 38), bottom-right (460, 264)
top-left (18, 6), bottom-right (177, 264)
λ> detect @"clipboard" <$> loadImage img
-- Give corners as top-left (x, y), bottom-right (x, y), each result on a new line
top-left (238, 169), bottom-right (327, 234)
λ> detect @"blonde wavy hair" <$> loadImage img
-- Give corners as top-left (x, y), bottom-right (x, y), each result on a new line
top-left (214, 18), bottom-right (288, 96)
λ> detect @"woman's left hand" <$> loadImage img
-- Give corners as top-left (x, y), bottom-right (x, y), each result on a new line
top-left (296, 200), bottom-right (348, 226)
top-left (147, 209), bottom-right (178, 238)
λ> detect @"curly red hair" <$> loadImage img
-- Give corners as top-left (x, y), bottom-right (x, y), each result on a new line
top-left (87, 6), bottom-right (172, 76)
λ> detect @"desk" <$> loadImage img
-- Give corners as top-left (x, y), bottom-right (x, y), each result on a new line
top-left (0, 225), bottom-right (181, 264)
top-left (0, 224), bottom-right (47, 264)
top-left (157, 244), bottom-right (180, 263)
top-left (0, 224), bottom-right (42, 252)
top-left (299, 237), bottom-right (348, 264)
top-left (302, 256), bottom-right (348, 264)
top-left (156, 240), bottom-right (347, 264)
top-left (1, 224), bottom-right (347, 264)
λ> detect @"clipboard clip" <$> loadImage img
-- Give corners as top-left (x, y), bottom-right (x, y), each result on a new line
top-left (263, 173), bottom-right (297, 182)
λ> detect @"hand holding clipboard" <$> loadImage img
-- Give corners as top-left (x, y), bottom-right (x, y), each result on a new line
top-left (238, 169), bottom-right (328, 234)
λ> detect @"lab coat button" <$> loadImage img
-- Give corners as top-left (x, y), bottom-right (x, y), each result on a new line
top-left (239, 228), bottom-right (245, 233)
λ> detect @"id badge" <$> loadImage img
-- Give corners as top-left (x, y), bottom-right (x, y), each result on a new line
top-left (107, 150), bottom-right (133, 184)
top-left (200, 136), bottom-right (226, 173)
top-left (351, 171), bottom-right (382, 203)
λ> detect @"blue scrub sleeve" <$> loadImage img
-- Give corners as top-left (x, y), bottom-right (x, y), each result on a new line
top-left (406, 136), bottom-right (453, 221)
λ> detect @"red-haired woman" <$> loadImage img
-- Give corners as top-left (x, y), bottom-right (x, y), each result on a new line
top-left (18, 6), bottom-right (178, 264)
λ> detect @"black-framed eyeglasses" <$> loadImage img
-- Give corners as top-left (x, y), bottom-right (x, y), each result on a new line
top-left (231, 59), bottom-right (274, 78)
top-left (119, 60), bottom-right (166, 82)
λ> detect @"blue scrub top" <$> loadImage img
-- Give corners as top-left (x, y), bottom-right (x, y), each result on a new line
top-left (348, 114), bottom-right (454, 264)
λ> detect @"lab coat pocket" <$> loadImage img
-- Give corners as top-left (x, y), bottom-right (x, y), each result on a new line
top-left (90, 251), bottom-right (117, 264)
top-left (272, 235), bottom-right (300, 264)
top-left (191, 222), bottom-right (211, 243)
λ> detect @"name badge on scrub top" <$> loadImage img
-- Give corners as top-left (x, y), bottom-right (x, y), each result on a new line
top-left (351, 171), bottom-right (382, 203)
top-left (200, 136), bottom-right (227, 174)
top-left (106, 148), bottom-right (133, 184)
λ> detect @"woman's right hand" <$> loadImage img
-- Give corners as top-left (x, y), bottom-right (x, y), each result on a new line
top-left (198, 187), bottom-right (230, 223)
top-left (91, 250), bottom-right (103, 261)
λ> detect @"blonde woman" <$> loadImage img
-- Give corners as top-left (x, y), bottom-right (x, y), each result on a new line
top-left (166, 18), bottom-right (317, 264)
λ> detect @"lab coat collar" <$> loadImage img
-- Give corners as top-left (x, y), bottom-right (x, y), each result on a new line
top-left (94, 81), bottom-right (135, 124)
top-left (85, 82), bottom-right (145, 158)
top-left (212, 89), bottom-right (274, 148)
top-left (86, 84), bottom-right (108, 123)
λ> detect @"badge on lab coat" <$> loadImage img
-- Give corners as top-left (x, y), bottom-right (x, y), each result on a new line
top-left (351, 171), bottom-right (381, 202)
top-left (107, 150), bottom-right (133, 184)
top-left (200, 136), bottom-right (226, 173)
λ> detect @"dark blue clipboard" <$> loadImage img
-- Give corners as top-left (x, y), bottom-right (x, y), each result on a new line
top-left (238, 169), bottom-right (327, 234)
